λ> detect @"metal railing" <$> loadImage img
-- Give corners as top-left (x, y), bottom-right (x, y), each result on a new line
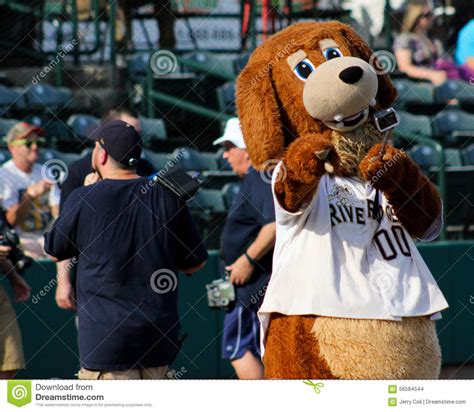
top-left (0, 0), bottom-right (104, 85)
top-left (144, 61), bottom-right (233, 122)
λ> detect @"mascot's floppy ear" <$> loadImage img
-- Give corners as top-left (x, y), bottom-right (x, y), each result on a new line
top-left (236, 59), bottom-right (286, 170)
top-left (338, 23), bottom-right (398, 110)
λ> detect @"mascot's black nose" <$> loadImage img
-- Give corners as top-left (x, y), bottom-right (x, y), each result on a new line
top-left (339, 66), bottom-right (363, 84)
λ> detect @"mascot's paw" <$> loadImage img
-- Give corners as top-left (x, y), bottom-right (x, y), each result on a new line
top-left (283, 135), bottom-right (341, 184)
top-left (359, 144), bottom-right (408, 191)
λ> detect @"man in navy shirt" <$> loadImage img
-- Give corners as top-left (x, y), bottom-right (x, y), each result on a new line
top-left (44, 120), bottom-right (207, 379)
top-left (56, 108), bottom-right (154, 311)
top-left (213, 118), bottom-right (276, 379)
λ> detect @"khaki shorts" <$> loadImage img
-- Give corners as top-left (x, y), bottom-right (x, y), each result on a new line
top-left (78, 366), bottom-right (169, 380)
top-left (0, 285), bottom-right (25, 372)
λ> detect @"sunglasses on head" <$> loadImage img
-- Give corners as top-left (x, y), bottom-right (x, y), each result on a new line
top-left (422, 11), bottom-right (433, 18)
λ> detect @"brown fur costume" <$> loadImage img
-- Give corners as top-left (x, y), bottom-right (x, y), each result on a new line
top-left (236, 21), bottom-right (443, 379)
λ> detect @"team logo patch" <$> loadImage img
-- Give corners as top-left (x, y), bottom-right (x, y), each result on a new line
top-left (328, 184), bottom-right (357, 207)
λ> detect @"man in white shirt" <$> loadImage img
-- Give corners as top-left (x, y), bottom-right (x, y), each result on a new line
top-left (0, 122), bottom-right (60, 256)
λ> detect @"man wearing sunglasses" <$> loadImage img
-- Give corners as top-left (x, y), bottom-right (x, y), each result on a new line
top-left (0, 122), bottom-right (60, 247)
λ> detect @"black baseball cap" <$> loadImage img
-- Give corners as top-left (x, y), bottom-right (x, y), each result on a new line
top-left (89, 120), bottom-right (142, 167)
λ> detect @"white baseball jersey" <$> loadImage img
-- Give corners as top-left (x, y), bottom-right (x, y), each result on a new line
top-left (259, 161), bottom-right (449, 350)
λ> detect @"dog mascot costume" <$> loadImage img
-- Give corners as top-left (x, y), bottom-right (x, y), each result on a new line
top-left (236, 21), bottom-right (448, 379)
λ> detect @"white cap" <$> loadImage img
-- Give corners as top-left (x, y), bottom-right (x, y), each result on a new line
top-left (212, 117), bottom-right (246, 149)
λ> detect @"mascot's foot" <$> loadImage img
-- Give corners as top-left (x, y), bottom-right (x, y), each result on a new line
top-left (264, 314), bottom-right (441, 379)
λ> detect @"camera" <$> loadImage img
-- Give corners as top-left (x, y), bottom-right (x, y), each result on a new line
top-left (0, 209), bottom-right (34, 274)
top-left (206, 272), bottom-right (235, 309)
top-left (150, 165), bottom-right (201, 201)
top-left (374, 107), bottom-right (400, 133)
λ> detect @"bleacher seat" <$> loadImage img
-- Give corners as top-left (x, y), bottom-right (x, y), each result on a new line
top-left (42, 120), bottom-right (76, 148)
top-left (393, 79), bottom-right (434, 106)
top-left (432, 109), bottom-right (474, 135)
top-left (182, 52), bottom-right (236, 79)
top-left (140, 150), bottom-right (169, 171)
top-left (215, 147), bottom-right (232, 171)
top-left (216, 82), bottom-right (236, 115)
top-left (140, 116), bottom-right (167, 144)
top-left (222, 183), bottom-right (241, 209)
top-left (432, 109), bottom-right (474, 145)
top-left (0, 85), bottom-right (25, 115)
top-left (23, 84), bottom-right (72, 111)
top-left (234, 52), bottom-right (251, 73)
top-left (127, 54), bottom-right (150, 83)
top-left (407, 143), bottom-right (474, 235)
top-left (461, 144), bottom-right (474, 165)
top-left (38, 148), bottom-right (81, 166)
top-left (67, 114), bottom-right (100, 140)
top-left (79, 148), bottom-right (92, 157)
top-left (408, 145), bottom-right (463, 173)
top-left (188, 147), bottom-right (238, 189)
top-left (39, 148), bottom-right (62, 164)
top-left (443, 166), bottom-right (474, 233)
top-left (408, 145), bottom-right (438, 173)
top-left (444, 148), bottom-right (464, 167)
top-left (188, 189), bottom-right (227, 214)
top-left (188, 188), bottom-right (228, 249)
top-left (25, 114), bottom-right (44, 128)
top-left (435, 80), bottom-right (474, 103)
top-left (174, 147), bottom-right (218, 172)
top-left (396, 111), bottom-right (433, 137)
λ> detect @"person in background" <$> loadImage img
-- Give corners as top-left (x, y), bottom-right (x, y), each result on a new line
top-left (213, 118), bottom-right (276, 379)
top-left (55, 107), bottom-right (154, 311)
top-left (44, 120), bottom-right (207, 379)
top-left (0, 245), bottom-right (31, 379)
top-left (455, 18), bottom-right (474, 70)
top-left (393, 1), bottom-right (448, 85)
top-left (394, 0), bottom-right (474, 84)
top-left (0, 122), bottom-right (60, 258)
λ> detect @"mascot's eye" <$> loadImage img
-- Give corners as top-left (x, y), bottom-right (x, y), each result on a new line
top-left (323, 47), bottom-right (343, 60)
top-left (293, 59), bottom-right (315, 81)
